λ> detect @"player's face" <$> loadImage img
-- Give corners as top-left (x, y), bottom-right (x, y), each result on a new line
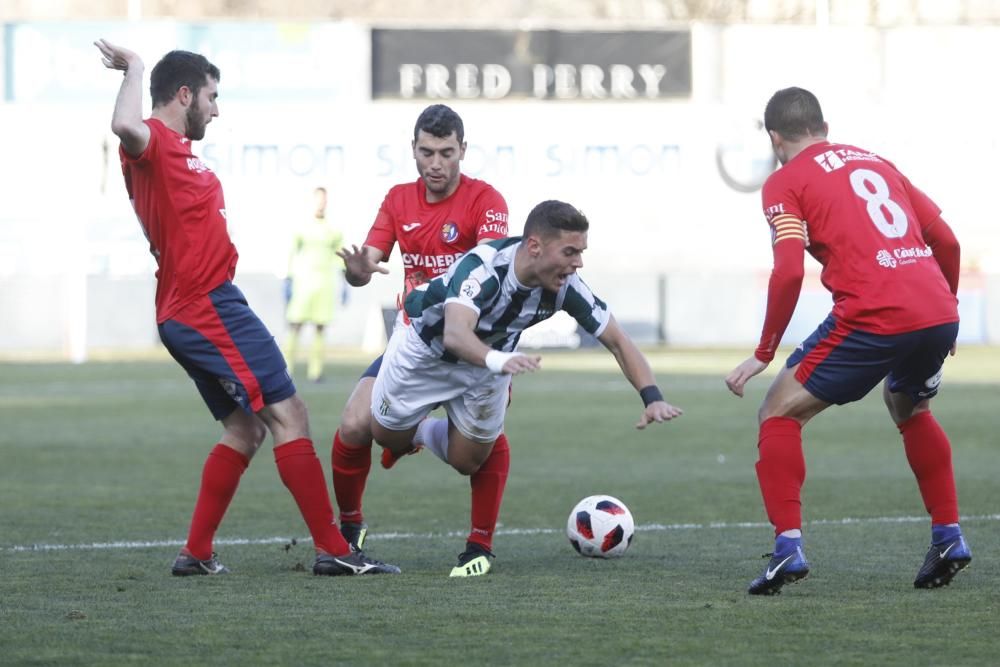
top-left (412, 130), bottom-right (465, 202)
top-left (185, 77), bottom-right (219, 141)
top-left (313, 189), bottom-right (327, 218)
top-left (533, 230), bottom-right (587, 292)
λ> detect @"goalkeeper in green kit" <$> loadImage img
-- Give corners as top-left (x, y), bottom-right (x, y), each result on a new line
top-left (283, 186), bottom-right (344, 382)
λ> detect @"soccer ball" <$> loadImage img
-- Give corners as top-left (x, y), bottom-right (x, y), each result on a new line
top-left (566, 495), bottom-right (635, 558)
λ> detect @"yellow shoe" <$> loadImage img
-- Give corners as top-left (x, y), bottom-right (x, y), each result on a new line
top-left (449, 543), bottom-right (494, 577)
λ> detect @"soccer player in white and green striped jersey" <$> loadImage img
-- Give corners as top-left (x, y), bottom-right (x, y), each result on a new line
top-left (370, 200), bottom-right (683, 575)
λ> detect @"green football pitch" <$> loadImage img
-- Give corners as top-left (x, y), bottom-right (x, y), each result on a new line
top-left (2, 348), bottom-right (998, 666)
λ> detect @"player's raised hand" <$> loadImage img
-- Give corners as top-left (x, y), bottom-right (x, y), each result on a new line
top-left (95, 39), bottom-right (143, 72)
top-left (636, 400), bottom-right (683, 430)
top-left (338, 244), bottom-right (389, 284)
top-left (725, 355), bottom-right (769, 397)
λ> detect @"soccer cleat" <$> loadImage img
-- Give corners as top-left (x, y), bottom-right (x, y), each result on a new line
top-left (340, 521), bottom-right (368, 551)
top-left (313, 549), bottom-right (401, 576)
top-left (748, 538), bottom-right (810, 596)
top-left (380, 444), bottom-right (422, 470)
top-left (449, 542), bottom-right (495, 578)
top-left (914, 535), bottom-right (972, 589)
top-left (171, 551), bottom-right (229, 576)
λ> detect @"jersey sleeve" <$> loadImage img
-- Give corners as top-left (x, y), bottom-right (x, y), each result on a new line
top-left (560, 275), bottom-right (610, 337)
top-left (902, 177), bottom-right (943, 228)
top-left (472, 186), bottom-right (509, 242)
top-left (363, 194), bottom-right (397, 257)
top-left (443, 251), bottom-right (501, 316)
top-left (755, 175), bottom-right (807, 362)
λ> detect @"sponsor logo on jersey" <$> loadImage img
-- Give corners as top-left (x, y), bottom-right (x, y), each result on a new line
top-left (478, 222), bottom-right (507, 235)
top-left (763, 202), bottom-right (785, 222)
top-left (815, 147), bottom-right (881, 172)
top-left (877, 245), bottom-right (933, 269)
top-left (876, 249), bottom-right (898, 268)
top-left (485, 209), bottom-right (508, 224)
top-left (441, 222), bottom-right (459, 243)
top-left (459, 278), bottom-right (482, 299)
top-left (186, 157), bottom-right (211, 173)
top-left (402, 221), bottom-right (422, 232)
top-left (401, 252), bottom-right (464, 272)
top-left (814, 150), bottom-right (846, 173)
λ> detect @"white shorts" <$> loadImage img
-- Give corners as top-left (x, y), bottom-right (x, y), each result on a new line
top-left (371, 325), bottom-right (510, 444)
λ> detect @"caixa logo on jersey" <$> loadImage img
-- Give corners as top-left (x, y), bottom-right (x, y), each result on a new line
top-left (441, 222), bottom-right (459, 243)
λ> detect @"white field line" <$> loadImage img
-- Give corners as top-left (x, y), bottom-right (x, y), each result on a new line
top-left (6, 513), bottom-right (1000, 553)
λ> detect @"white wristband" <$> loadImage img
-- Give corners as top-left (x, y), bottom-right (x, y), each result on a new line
top-left (485, 350), bottom-right (517, 374)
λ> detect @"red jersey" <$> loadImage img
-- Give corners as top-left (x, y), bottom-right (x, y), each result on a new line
top-left (120, 118), bottom-right (238, 323)
top-left (365, 174), bottom-right (508, 289)
top-left (760, 141), bottom-right (958, 340)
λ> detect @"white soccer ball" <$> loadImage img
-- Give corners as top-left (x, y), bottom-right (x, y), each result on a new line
top-left (566, 494), bottom-right (635, 558)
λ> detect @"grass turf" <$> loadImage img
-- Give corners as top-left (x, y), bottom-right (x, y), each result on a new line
top-left (1, 348), bottom-right (998, 666)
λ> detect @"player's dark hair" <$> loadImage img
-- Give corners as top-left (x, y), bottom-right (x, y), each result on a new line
top-left (764, 87), bottom-right (827, 141)
top-left (523, 200), bottom-right (589, 240)
top-left (150, 50), bottom-right (220, 108)
top-left (414, 104), bottom-right (464, 144)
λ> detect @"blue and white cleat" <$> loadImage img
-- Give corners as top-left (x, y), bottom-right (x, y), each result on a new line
top-left (914, 527), bottom-right (971, 589)
top-left (748, 536), bottom-right (810, 596)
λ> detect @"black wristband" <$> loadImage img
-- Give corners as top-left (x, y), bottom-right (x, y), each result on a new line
top-left (639, 385), bottom-right (664, 407)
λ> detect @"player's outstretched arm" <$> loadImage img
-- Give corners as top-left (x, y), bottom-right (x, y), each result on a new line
top-left (596, 316), bottom-right (682, 429)
top-left (95, 39), bottom-right (150, 158)
top-left (337, 244), bottom-right (388, 286)
top-left (442, 303), bottom-right (541, 375)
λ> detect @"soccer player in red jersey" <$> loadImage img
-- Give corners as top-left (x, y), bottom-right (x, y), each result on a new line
top-left (95, 39), bottom-right (399, 577)
top-left (725, 87), bottom-right (970, 595)
top-left (331, 104), bottom-right (512, 575)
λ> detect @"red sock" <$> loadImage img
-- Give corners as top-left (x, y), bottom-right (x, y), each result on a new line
top-left (274, 438), bottom-right (350, 556)
top-left (467, 434), bottom-right (510, 552)
top-left (755, 417), bottom-right (806, 536)
top-left (899, 411), bottom-right (959, 525)
top-left (185, 444), bottom-right (249, 561)
top-left (331, 429), bottom-right (372, 524)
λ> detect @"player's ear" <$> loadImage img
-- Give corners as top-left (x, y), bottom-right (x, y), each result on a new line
top-left (458, 141), bottom-right (467, 159)
top-left (177, 85), bottom-right (192, 107)
top-left (526, 235), bottom-right (542, 258)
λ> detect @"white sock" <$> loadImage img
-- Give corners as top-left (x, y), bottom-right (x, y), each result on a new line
top-left (414, 418), bottom-right (449, 463)
top-left (779, 529), bottom-right (802, 539)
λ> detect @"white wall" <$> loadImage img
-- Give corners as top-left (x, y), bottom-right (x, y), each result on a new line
top-left (2, 22), bottom-right (999, 356)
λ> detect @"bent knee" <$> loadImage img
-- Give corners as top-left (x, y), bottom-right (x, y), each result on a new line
top-left (450, 460), bottom-right (479, 476)
top-left (340, 409), bottom-right (373, 444)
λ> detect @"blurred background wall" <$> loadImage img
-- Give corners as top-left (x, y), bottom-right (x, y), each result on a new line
top-left (2, 1), bottom-right (998, 359)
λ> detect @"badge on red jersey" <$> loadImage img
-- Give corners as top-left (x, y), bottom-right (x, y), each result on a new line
top-left (441, 222), bottom-right (459, 243)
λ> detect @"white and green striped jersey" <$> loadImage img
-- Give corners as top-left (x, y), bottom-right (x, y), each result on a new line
top-left (404, 237), bottom-right (610, 362)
